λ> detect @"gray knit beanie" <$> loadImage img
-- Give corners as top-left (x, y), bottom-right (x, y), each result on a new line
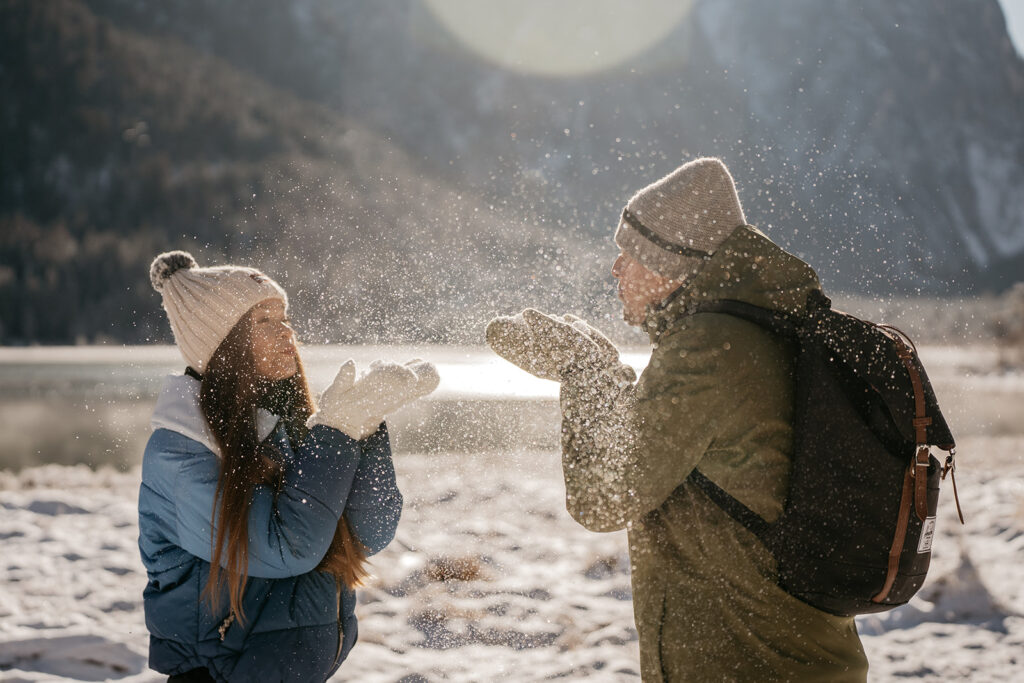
top-left (614, 157), bottom-right (746, 281)
top-left (149, 251), bottom-right (288, 373)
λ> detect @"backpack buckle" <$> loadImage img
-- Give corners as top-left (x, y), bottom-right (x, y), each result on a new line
top-left (942, 448), bottom-right (965, 525)
top-left (909, 446), bottom-right (930, 477)
top-left (941, 447), bottom-right (956, 479)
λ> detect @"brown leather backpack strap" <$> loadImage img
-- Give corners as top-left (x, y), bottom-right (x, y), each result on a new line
top-left (886, 329), bottom-right (932, 522)
top-left (873, 466), bottom-right (915, 603)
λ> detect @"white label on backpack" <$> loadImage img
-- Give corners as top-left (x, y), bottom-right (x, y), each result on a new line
top-left (917, 516), bottom-right (936, 554)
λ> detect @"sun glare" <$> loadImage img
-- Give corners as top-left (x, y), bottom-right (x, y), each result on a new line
top-left (422, 0), bottom-right (694, 76)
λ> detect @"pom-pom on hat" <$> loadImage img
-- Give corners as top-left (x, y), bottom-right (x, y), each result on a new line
top-left (149, 250), bottom-right (288, 373)
top-left (614, 157), bottom-right (746, 281)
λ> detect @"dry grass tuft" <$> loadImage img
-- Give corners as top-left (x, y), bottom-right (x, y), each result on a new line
top-left (424, 555), bottom-right (486, 582)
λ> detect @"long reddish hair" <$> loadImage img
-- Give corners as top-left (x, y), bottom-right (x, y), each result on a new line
top-left (198, 308), bottom-right (368, 622)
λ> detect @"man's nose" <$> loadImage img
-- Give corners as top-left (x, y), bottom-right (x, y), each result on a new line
top-left (611, 254), bottom-right (624, 278)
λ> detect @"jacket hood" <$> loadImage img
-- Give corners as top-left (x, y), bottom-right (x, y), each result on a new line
top-left (150, 374), bottom-right (280, 456)
top-left (643, 225), bottom-right (820, 341)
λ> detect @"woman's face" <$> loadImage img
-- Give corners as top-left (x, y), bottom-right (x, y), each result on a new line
top-left (250, 299), bottom-right (298, 380)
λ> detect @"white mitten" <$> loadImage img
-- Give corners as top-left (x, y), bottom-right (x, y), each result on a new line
top-left (486, 308), bottom-right (625, 382)
top-left (307, 359), bottom-right (439, 439)
top-left (403, 358), bottom-right (441, 399)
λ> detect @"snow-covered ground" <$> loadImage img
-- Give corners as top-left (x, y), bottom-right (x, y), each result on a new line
top-left (1, 344), bottom-right (1022, 681)
top-left (1, 439), bottom-right (1021, 682)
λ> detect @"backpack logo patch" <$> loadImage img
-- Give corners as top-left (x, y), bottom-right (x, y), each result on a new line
top-left (917, 516), bottom-right (936, 554)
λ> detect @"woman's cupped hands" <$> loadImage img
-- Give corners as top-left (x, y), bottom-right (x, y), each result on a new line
top-left (306, 358), bottom-right (439, 440)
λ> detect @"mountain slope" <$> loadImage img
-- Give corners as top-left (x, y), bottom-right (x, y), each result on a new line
top-left (0, 0), bottom-right (599, 344)
top-left (80, 0), bottom-right (1024, 293)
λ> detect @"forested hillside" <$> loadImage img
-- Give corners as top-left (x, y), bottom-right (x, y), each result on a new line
top-left (0, 0), bottom-right (596, 344)
top-left (2, 0), bottom-right (1022, 344)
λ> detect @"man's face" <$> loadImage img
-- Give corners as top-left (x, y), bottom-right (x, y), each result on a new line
top-left (611, 251), bottom-right (680, 326)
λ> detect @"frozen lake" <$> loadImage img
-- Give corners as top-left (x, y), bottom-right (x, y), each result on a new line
top-left (0, 344), bottom-right (651, 401)
top-left (0, 345), bottom-right (650, 470)
top-left (0, 344), bottom-right (1020, 471)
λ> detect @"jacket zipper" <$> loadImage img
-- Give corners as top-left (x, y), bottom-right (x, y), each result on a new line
top-left (218, 612), bottom-right (235, 642)
top-left (333, 577), bottom-right (344, 665)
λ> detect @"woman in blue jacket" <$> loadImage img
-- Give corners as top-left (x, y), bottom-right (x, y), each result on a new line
top-left (140, 251), bottom-right (437, 682)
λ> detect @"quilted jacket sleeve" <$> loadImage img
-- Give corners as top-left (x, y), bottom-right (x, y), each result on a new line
top-left (342, 423), bottom-right (403, 556)
top-left (172, 424), bottom-right (365, 578)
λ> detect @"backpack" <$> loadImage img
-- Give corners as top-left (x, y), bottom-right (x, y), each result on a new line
top-left (686, 290), bottom-right (962, 617)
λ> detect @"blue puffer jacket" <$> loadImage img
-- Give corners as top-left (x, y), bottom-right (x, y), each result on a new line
top-left (138, 375), bottom-right (403, 682)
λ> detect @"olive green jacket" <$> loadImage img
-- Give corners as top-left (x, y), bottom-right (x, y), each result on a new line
top-left (559, 226), bottom-right (867, 682)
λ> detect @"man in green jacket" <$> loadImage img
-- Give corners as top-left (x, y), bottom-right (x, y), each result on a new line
top-left (487, 158), bottom-right (868, 681)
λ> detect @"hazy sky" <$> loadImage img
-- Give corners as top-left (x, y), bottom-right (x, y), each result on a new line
top-left (1001, 0), bottom-right (1024, 53)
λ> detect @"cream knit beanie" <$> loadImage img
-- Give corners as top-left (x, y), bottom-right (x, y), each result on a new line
top-left (614, 157), bottom-right (746, 281)
top-left (149, 251), bottom-right (288, 373)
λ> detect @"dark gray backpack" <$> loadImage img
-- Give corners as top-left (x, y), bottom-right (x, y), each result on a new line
top-left (686, 291), bottom-right (961, 616)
